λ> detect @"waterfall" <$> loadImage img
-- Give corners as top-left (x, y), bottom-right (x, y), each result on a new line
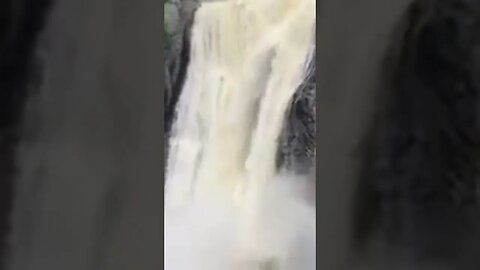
top-left (164, 0), bottom-right (316, 269)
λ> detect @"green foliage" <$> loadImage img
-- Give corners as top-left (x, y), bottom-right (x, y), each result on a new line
top-left (164, 32), bottom-right (175, 50)
top-left (164, 0), bottom-right (174, 50)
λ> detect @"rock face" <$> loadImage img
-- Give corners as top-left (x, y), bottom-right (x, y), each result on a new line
top-left (164, 0), bottom-right (197, 122)
top-left (279, 62), bottom-right (316, 174)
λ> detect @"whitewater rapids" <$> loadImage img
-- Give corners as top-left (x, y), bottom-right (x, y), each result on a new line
top-left (164, 0), bottom-right (316, 269)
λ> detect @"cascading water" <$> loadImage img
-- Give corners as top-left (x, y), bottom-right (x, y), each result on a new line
top-left (164, 0), bottom-right (316, 269)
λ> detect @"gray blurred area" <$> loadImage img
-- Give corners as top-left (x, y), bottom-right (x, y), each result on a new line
top-left (6, 0), bottom-right (163, 269)
top-left (315, 0), bottom-right (412, 269)
top-left (316, 0), bottom-right (480, 269)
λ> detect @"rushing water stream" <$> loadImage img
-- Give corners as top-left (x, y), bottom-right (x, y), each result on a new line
top-left (164, 0), bottom-right (316, 269)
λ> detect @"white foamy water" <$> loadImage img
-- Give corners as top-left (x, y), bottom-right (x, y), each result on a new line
top-left (165, 0), bottom-right (316, 269)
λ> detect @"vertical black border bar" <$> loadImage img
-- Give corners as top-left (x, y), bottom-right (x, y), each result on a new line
top-left (315, 1), bottom-right (321, 269)
top-left (160, 0), bottom-right (165, 268)
top-left (315, 1), bottom-right (356, 268)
